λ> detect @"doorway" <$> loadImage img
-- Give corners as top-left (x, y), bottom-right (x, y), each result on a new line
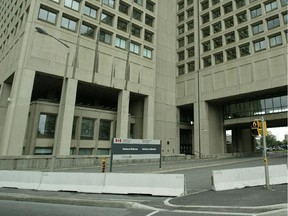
top-left (180, 129), bottom-right (192, 155)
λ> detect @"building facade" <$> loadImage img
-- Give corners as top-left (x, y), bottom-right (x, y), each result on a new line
top-left (0, 0), bottom-right (287, 158)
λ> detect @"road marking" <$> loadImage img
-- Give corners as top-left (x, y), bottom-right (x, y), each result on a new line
top-left (145, 210), bottom-right (159, 216)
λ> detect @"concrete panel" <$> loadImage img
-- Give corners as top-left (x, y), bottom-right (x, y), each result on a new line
top-left (212, 164), bottom-right (288, 191)
top-left (226, 67), bottom-right (238, 87)
top-left (176, 81), bottom-right (185, 98)
top-left (201, 74), bottom-right (213, 92)
top-left (186, 78), bottom-right (196, 96)
top-left (239, 63), bottom-right (253, 84)
top-left (254, 59), bottom-right (269, 81)
top-left (213, 71), bottom-right (226, 90)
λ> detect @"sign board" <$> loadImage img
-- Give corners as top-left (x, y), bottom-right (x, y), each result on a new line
top-left (110, 138), bottom-right (162, 172)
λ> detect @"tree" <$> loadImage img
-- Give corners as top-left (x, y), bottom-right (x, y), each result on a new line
top-left (260, 132), bottom-right (277, 147)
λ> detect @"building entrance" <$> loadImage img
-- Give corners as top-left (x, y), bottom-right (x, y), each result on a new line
top-left (180, 129), bottom-right (192, 155)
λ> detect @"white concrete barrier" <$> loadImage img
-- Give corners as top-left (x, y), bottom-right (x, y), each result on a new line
top-left (212, 164), bottom-right (288, 191)
top-left (102, 173), bottom-right (185, 197)
top-left (37, 172), bottom-right (105, 193)
top-left (0, 170), bottom-right (42, 190)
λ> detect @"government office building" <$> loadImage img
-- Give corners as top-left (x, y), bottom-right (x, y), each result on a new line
top-left (0, 0), bottom-right (287, 158)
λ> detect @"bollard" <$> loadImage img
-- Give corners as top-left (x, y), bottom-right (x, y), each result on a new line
top-left (102, 158), bottom-right (106, 173)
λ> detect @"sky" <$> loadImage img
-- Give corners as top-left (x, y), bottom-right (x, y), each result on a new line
top-left (268, 127), bottom-right (288, 141)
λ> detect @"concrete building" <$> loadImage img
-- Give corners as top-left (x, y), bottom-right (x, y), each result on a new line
top-left (0, 0), bottom-right (287, 158)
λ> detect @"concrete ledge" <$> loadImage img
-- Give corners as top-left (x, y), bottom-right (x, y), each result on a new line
top-left (212, 164), bottom-right (288, 191)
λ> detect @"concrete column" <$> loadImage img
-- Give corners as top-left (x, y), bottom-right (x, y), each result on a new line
top-left (0, 83), bottom-right (11, 145)
top-left (116, 90), bottom-right (130, 138)
top-left (57, 78), bottom-right (78, 155)
top-left (143, 95), bottom-right (154, 139)
top-left (0, 69), bottom-right (35, 155)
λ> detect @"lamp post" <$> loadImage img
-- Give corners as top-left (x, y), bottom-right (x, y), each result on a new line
top-left (35, 27), bottom-right (70, 171)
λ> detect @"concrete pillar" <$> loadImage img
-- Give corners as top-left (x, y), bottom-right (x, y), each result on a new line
top-left (143, 95), bottom-right (154, 139)
top-left (0, 69), bottom-right (35, 155)
top-left (0, 83), bottom-right (11, 145)
top-left (116, 90), bottom-right (130, 138)
top-left (57, 78), bottom-right (78, 155)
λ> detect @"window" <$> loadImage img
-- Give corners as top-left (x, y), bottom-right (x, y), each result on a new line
top-left (203, 56), bottom-right (211, 67)
top-left (212, 0), bottom-right (220, 5)
top-left (226, 48), bottom-right (236, 61)
top-left (34, 147), bottom-right (53, 155)
top-left (146, 0), bottom-right (154, 12)
top-left (178, 38), bottom-right (184, 48)
top-left (213, 36), bottom-right (222, 48)
top-left (239, 43), bottom-right (251, 56)
top-left (143, 47), bottom-right (152, 59)
top-left (187, 8), bottom-right (194, 18)
top-left (213, 22), bottom-right (222, 33)
top-left (178, 65), bottom-right (185, 75)
top-left (84, 4), bottom-right (97, 19)
top-left (223, 2), bottom-right (233, 14)
top-left (81, 23), bottom-right (95, 38)
top-left (214, 52), bottom-right (223, 64)
top-left (202, 27), bottom-right (210, 38)
top-left (119, 1), bottom-right (129, 14)
top-left (225, 17), bottom-right (234, 29)
top-left (238, 27), bottom-right (249, 39)
top-left (38, 7), bottom-right (57, 24)
top-left (201, 0), bottom-right (209, 11)
top-left (269, 34), bottom-right (283, 47)
top-left (202, 13), bottom-right (209, 24)
top-left (252, 22), bottom-right (264, 35)
top-left (115, 36), bottom-right (126, 49)
top-left (187, 20), bottom-right (194, 30)
top-left (187, 0), bottom-right (193, 5)
top-left (237, 12), bottom-right (247, 24)
top-left (178, 25), bottom-right (185, 34)
top-left (187, 47), bottom-right (194, 57)
top-left (225, 32), bottom-right (235, 44)
top-left (103, 0), bottom-right (115, 8)
top-left (117, 18), bottom-right (128, 32)
top-left (203, 41), bottom-right (211, 52)
top-left (254, 39), bottom-right (266, 52)
top-left (64, 0), bottom-right (80, 11)
top-left (79, 148), bottom-right (93, 155)
top-left (267, 16), bottom-right (280, 29)
top-left (130, 42), bottom-right (140, 54)
top-left (250, 6), bottom-right (262, 18)
top-left (99, 120), bottom-right (111, 140)
top-left (236, 0), bottom-right (245, 8)
top-left (80, 118), bottom-right (94, 140)
top-left (187, 34), bottom-right (194, 43)
top-left (37, 114), bottom-right (56, 138)
top-left (283, 13), bottom-right (288, 24)
top-left (133, 9), bottom-right (142, 21)
top-left (178, 13), bottom-right (185, 22)
top-left (281, 0), bottom-right (288, 6)
top-left (145, 15), bottom-right (154, 27)
top-left (187, 61), bottom-right (195, 72)
top-left (72, 117), bottom-right (77, 139)
top-left (178, 51), bottom-right (185, 61)
top-left (265, 1), bottom-right (277, 12)
top-left (144, 30), bottom-right (153, 42)
top-left (61, 16), bottom-right (77, 31)
top-left (101, 12), bottom-right (113, 26)
top-left (212, 8), bottom-right (221, 19)
top-left (99, 30), bottom-right (112, 44)
top-left (134, 0), bottom-right (143, 5)
top-left (131, 25), bottom-right (141, 37)
top-left (178, 1), bottom-right (184, 10)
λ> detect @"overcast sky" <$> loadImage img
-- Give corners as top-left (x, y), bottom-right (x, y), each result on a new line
top-left (268, 127), bottom-right (288, 141)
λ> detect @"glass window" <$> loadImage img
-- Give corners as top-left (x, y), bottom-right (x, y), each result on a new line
top-left (178, 65), bottom-right (185, 75)
top-left (223, 2), bottom-right (233, 14)
top-left (225, 32), bottom-right (235, 44)
top-left (38, 7), bottom-right (57, 24)
top-left (81, 118), bottom-right (94, 140)
top-left (254, 39), bottom-right (266, 52)
top-left (146, 0), bottom-right (154, 12)
top-left (133, 9), bottom-right (142, 21)
top-left (178, 25), bottom-right (185, 34)
top-left (134, 0), bottom-right (143, 5)
top-left (281, 96), bottom-right (288, 111)
top-left (101, 12), bottom-right (113, 26)
top-left (213, 22), bottom-right (222, 33)
top-left (283, 13), bottom-right (288, 24)
top-left (202, 27), bottom-right (210, 38)
top-left (238, 27), bottom-right (249, 39)
top-left (178, 38), bottom-right (184, 48)
top-left (131, 25), bottom-right (141, 37)
top-left (34, 147), bottom-right (53, 155)
top-left (203, 41), bottom-right (211, 52)
top-left (144, 30), bottom-right (153, 42)
top-left (178, 13), bottom-right (185, 22)
top-left (187, 20), bottom-right (194, 30)
top-left (119, 1), bottom-right (129, 14)
top-left (225, 17), bottom-right (234, 29)
top-left (103, 0), bottom-right (115, 8)
top-left (213, 36), bottom-right (222, 48)
top-left (145, 15), bottom-right (154, 27)
top-left (239, 43), bottom-right (251, 56)
top-left (203, 56), bottom-right (211, 67)
top-left (117, 18), bottom-right (128, 32)
top-left (64, 0), bottom-right (80, 11)
top-left (187, 0), bottom-right (194, 5)
top-left (187, 47), bottom-right (194, 57)
top-left (72, 117), bottom-right (77, 139)
top-left (252, 22), bottom-right (264, 35)
top-left (212, 8), bottom-right (221, 19)
top-left (79, 148), bottom-right (93, 155)
top-left (178, 51), bottom-right (185, 61)
top-left (201, 0), bottom-right (209, 11)
top-left (202, 13), bottom-right (209, 24)
top-left (61, 16), bottom-right (77, 31)
top-left (226, 48), bottom-right (236, 61)
top-left (267, 16), bottom-right (280, 29)
top-left (81, 23), bottom-right (95, 38)
top-left (269, 34), bottom-right (283, 47)
top-left (84, 4), bottom-right (97, 19)
top-left (143, 47), bottom-right (152, 59)
top-left (212, 0), bottom-right (220, 5)
top-left (237, 12), bottom-right (247, 24)
top-left (265, 1), bottom-right (277, 12)
top-left (99, 120), bottom-right (111, 140)
top-left (236, 0), bottom-right (245, 8)
top-left (37, 114), bottom-right (57, 138)
top-left (214, 52), bottom-right (223, 64)
top-left (281, 0), bottom-right (288, 6)
top-left (115, 36), bottom-right (126, 49)
top-left (187, 61), bottom-right (195, 72)
top-left (187, 33), bottom-right (194, 43)
top-left (130, 42), bottom-right (140, 54)
top-left (250, 6), bottom-right (262, 18)
top-left (99, 30), bottom-right (112, 44)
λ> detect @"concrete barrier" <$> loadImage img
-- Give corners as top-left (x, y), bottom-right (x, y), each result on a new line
top-left (212, 164), bottom-right (288, 191)
top-left (0, 170), bottom-right (42, 190)
top-left (37, 172), bottom-right (105, 193)
top-left (103, 173), bottom-right (185, 197)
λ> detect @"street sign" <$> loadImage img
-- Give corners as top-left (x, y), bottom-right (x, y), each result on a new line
top-left (251, 120), bottom-right (268, 136)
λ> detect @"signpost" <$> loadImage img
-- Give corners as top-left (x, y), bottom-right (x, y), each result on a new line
top-left (110, 138), bottom-right (162, 172)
